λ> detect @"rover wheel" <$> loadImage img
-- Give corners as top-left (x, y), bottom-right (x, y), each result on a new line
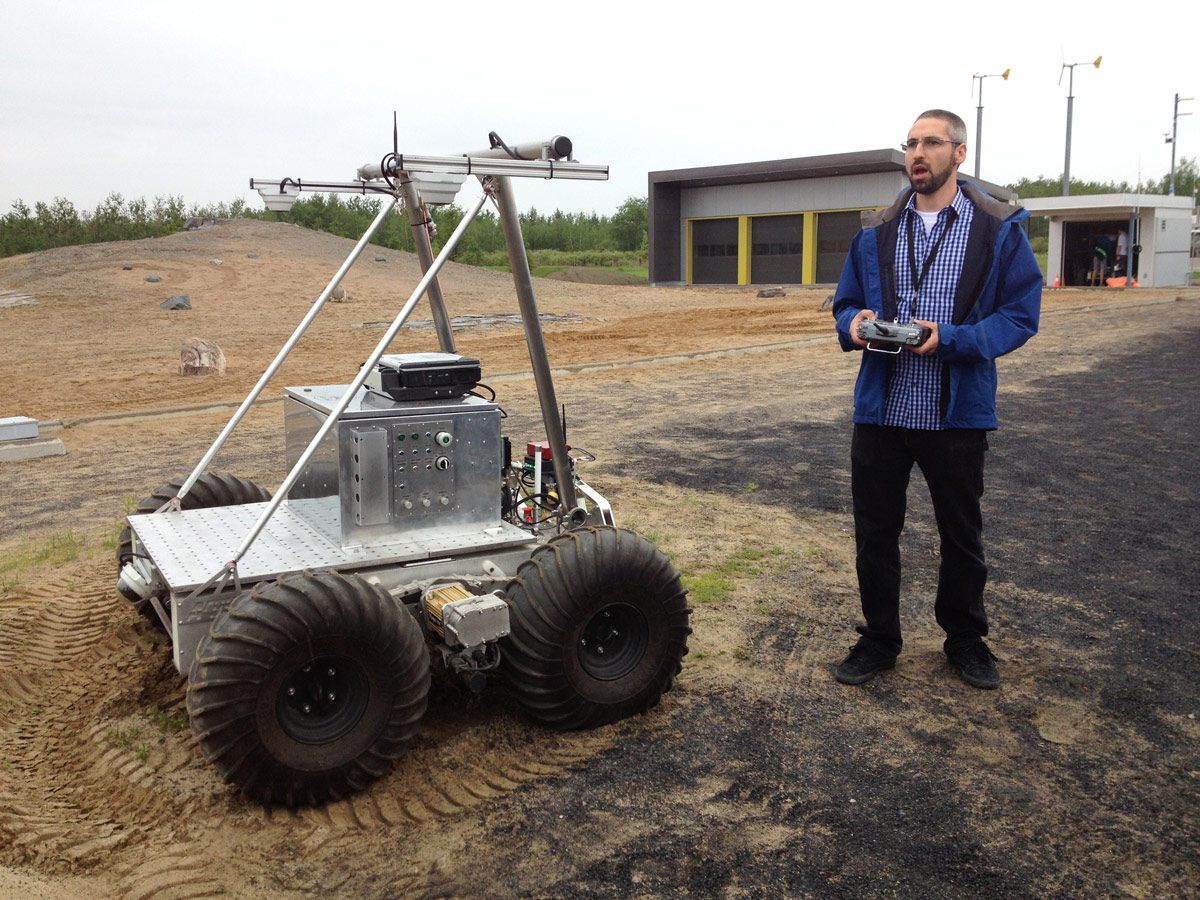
top-left (501, 526), bottom-right (691, 730)
top-left (186, 570), bottom-right (430, 807)
top-left (116, 473), bottom-right (271, 627)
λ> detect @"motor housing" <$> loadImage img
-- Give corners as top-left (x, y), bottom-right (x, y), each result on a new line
top-left (423, 583), bottom-right (510, 648)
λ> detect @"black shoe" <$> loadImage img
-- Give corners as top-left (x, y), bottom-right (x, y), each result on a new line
top-left (946, 639), bottom-right (1000, 689)
top-left (835, 638), bottom-right (897, 685)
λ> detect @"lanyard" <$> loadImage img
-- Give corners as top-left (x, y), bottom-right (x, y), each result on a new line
top-left (906, 206), bottom-right (958, 318)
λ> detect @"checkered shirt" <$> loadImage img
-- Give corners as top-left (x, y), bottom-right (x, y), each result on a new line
top-left (883, 188), bottom-right (975, 430)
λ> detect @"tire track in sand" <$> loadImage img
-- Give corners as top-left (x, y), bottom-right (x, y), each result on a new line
top-left (113, 845), bottom-right (227, 900)
top-left (1, 552), bottom-right (631, 898)
top-left (0, 558), bottom-right (184, 871)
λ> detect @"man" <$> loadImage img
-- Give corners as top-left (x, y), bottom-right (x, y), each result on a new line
top-left (830, 109), bottom-right (1041, 689)
top-left (1115, 228), bottom-right (1129, 277)
top-left (1092, 233), bottom-right (1114, 286)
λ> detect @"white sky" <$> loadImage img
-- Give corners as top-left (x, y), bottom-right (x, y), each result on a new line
top-left (2, 0), bottom-right (1196, 219)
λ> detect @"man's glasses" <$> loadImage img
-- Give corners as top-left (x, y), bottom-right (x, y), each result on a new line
top-left (901, 137), bottom-right (961, 152)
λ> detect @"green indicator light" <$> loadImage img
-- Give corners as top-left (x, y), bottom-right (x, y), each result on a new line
top-left (397, 434), bottom-right (405, 441)
top-left (412, 433), bottom-right (419, 440)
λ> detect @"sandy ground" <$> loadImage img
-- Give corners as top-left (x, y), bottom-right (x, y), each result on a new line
top-left (0, 220), bottom-right (1197, 899)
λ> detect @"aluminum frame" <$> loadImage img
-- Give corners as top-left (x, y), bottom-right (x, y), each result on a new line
top-left (128, 134), bottom-right (610, 673)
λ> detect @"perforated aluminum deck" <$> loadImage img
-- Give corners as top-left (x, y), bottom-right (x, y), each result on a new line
top-left (130, 502), bottom-right (531, 591)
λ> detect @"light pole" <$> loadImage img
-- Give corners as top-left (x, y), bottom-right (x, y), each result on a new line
top-left (972, 68), bottom-right (1010, 179)
top-left (1060, 55), bottom-right (1102, 196)
top-left (1165, 93), bottom-right (1193, 195)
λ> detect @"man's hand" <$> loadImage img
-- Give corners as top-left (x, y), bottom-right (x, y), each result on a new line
top-left (850, 309), bottom-right (876, 348)
top-left (912, 319), bottom-right (939, 355)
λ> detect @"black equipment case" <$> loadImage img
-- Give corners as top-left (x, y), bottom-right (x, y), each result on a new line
top-left (365, 352), bottom-right (482, 401)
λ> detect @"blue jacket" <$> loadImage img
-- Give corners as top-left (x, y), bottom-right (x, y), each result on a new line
top-left (832, 180), bottom-right (1042, 430)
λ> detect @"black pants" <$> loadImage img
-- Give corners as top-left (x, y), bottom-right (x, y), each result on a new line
top-left (851, 424), bottom-right (989, 654)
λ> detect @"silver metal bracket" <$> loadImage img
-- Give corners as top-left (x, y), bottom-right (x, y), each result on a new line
top-left (147, 594), bottom-right (172, 633)
top-left (184, 560), bottom-right (242, 609)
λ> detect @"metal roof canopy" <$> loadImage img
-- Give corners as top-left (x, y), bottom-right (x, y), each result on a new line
top-left (649, 148), bottom-right (1014, 200)
top-left (1022, 193), bottom-right (1195, 219)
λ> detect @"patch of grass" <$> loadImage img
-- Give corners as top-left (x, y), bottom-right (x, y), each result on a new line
top-left (641, 528), bottom-right (667, 546)
top-left (729, 546), bottom-right (783, 562)
top-left (501, 249), bottom-right (647, 270)
top-left (723, 546), bottom-right (785, 577)
top-left (106, 723), bottom-right (146, 750)
top-left (0, 531), bottom-right (85, 587)
top-left (529, 263), bottom-right (650, 281)
top-left (681, 545), bottom-right (786, 604)
top-left (614, 265), bottom-right (649, 279)
top-left (149, 705), bottom-right (187, 732)
top-left (101, 521), bottom-right (126, 552)
top-left (682, 571), bottom-right (735, 604)
top-left (742, 482), bottom-right (760, 493)
top-left (725, 557), bottom-right (761, 576)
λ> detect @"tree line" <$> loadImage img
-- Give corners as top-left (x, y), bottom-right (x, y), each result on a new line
top-left (0, 190), bottom-right (650, 264)
top-left (1, 160), bottom-right (1192, 262)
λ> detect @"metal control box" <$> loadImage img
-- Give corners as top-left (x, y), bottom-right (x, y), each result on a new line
top-left (284, 385), bottom-right (502, 546)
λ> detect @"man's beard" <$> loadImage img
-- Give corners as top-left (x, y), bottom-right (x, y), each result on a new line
top-left (910, 164), bottom-right (953, 195)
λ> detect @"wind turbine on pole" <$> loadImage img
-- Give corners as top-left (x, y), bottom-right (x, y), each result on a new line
top-left (1060, 55), bottom-right (1102, 196)
top-left (972, 68), bottom-right (1010, 179)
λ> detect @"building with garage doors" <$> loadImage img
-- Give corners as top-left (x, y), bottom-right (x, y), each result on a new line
top-left (648, 150), bottom-right (1013, 287)
top-left (1021, 193), bottom-right (1195, 288)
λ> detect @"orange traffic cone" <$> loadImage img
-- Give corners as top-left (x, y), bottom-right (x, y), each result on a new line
top-left (1053, 273), bottom-right (1061, 287)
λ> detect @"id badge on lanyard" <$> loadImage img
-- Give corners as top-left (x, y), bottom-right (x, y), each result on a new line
top-left (907, 207), bottom-right (958, 319)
